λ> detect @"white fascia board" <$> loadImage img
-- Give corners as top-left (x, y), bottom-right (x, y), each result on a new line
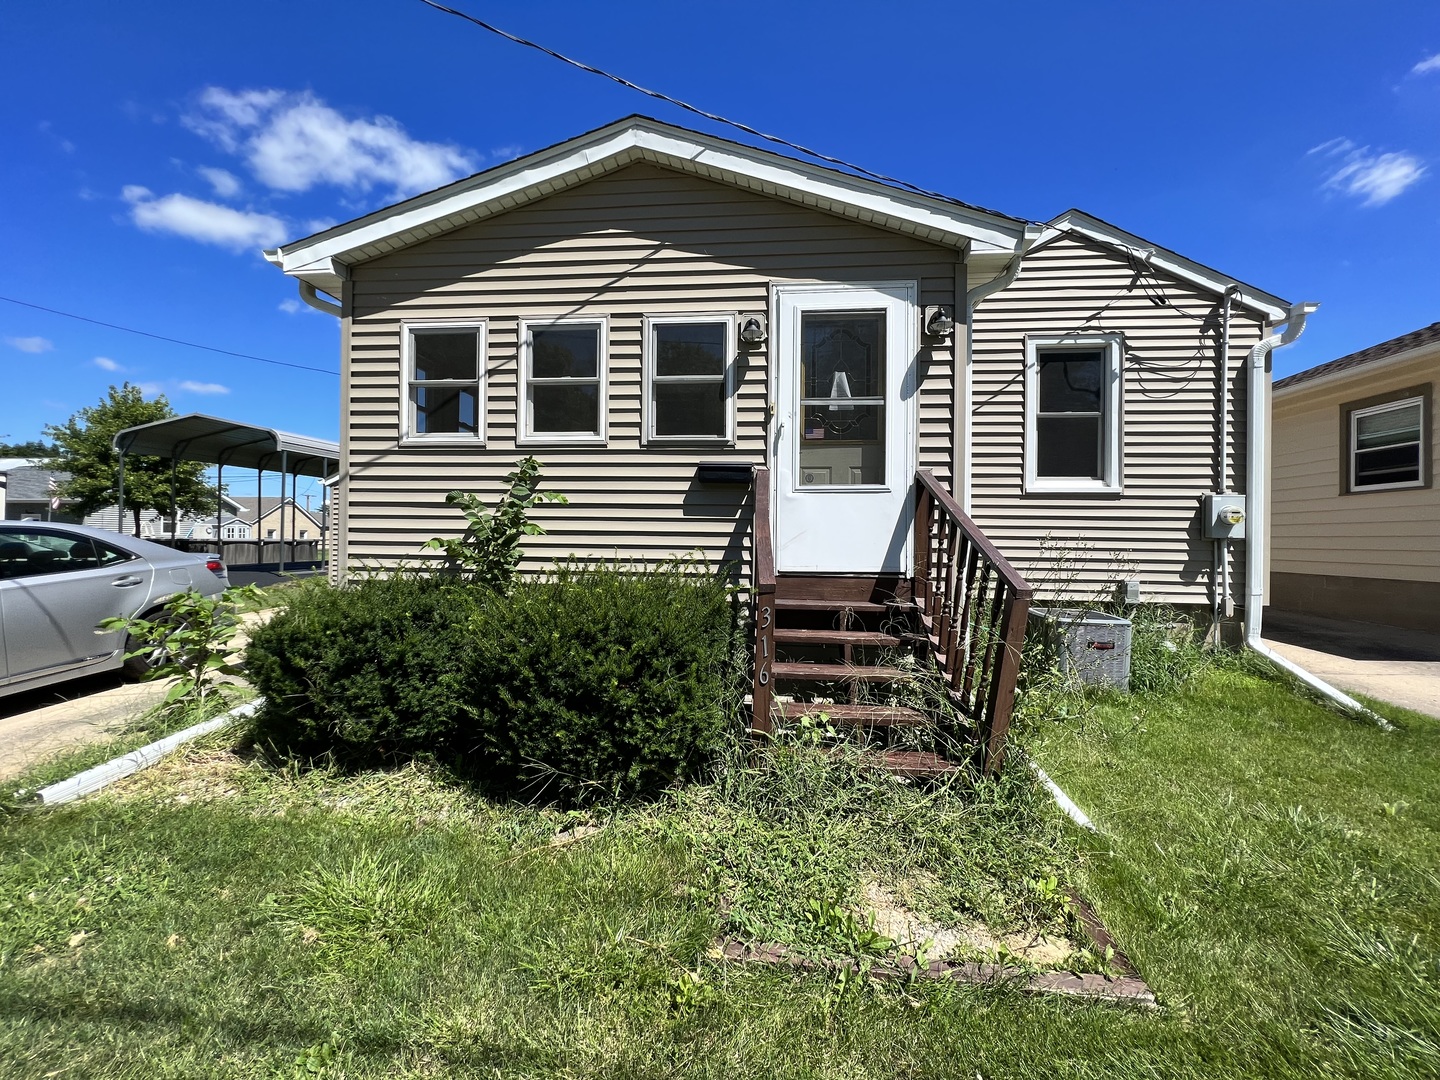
top-left (1036, 210), bottom-right (1291, 322)
top-left (1274, 341), bottom-right (1440, 399)
top-left (268, 121), bottom-right (1023, 275)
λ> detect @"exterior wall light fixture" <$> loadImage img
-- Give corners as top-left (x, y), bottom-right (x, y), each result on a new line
top-left (739, 313), bottom-right (768, 345)
top-left (924, 305), bottom-right (956, 339)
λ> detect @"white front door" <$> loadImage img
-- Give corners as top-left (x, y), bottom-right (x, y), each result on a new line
top-left (773, 282), bottom-right (917, 573)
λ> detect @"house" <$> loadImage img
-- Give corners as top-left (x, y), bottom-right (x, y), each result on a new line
top-left (0, 459), bottom-right (79, 522)
top-left (264, 116), bottom-right (1311, 759)
top-left (229, 496), bottom-right (324, 542)
top-left (1270, 322), bottom-right (1438, 632)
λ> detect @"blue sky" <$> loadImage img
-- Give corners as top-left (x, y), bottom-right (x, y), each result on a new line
top-left (3, 0), bottom-right (1438, 502)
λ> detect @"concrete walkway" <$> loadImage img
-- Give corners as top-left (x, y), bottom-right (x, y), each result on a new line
top-left (0, 675), bottom-right (172, 782)
top-left (1262, 610), bottom-right (1440, 720)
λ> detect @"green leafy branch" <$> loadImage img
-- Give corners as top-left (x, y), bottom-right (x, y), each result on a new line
top-left (421, 456), bottom-right (568, 594)
top-left (98, 584), bottom-right (264, 711)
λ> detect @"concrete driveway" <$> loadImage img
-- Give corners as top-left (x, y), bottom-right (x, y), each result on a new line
top-left (1262, 610), bottom-right (1440, 720)
top-left (0, 673), bottom-right (172, 782)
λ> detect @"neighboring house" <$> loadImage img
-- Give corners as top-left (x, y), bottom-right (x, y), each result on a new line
top-left (230, 497), bottom-right (324, 542)
top-left (0, 459), bottom-right (80, 522)
top-left (1271, 322), bottom-right (1439, 632)
top-left (83, 494), bottom-right (247, 540)
top-left (264, 115), bottom-right (1304, 629)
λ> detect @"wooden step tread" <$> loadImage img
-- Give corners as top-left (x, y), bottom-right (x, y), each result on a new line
top-left (770, 662), bottom-right (913, 682)
top-left (776, 702), bottom-right (932, 727)
top-left (772, 628), bottom-right (905, 646)
top-left (870, 750), bottom-right (964, 778)
top-left (774, 598), bottom-right (892, 613)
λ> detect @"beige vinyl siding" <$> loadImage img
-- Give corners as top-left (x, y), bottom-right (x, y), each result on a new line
top-left (970, 234), bottom-right (1264, 606)
top-left (344, 163), bottom-right (957, 577)
top-left (1272, 353), bottom-right (1439, 583)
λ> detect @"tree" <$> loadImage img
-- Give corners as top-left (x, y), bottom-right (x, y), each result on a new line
top-left (0, 439), bottom-right (57, 458)
top-left (43, 384), bottom-right (219, 535)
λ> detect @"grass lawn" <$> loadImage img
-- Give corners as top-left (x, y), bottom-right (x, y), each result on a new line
top-left (0, 662), bottom-right (1437, 1078)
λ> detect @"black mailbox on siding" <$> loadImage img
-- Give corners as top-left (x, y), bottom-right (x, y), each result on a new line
top-left (694, 461), bottom-right (753, 484)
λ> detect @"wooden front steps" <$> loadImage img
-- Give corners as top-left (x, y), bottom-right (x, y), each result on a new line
top-left (752, 574), bottom-right (964, 780)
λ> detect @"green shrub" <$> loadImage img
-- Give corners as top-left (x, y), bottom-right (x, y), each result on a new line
top-left (467, 563), bottom-right (736, 801)
top-left (244, 574), bottom-right (481, 762)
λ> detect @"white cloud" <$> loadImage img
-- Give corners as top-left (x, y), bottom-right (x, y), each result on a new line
top-left (6, 336), bottom-right (54, 354)
top-left (198, 166), bottom-right (241, 197)
top-left (93, 356), bottom-right (122, 372)
top-left (136, 381), bottom-right (164, 396)
top-left (1310, 137), bottom-right (1427, 206)
top-left (122, 187), bottom-right (288, 250)
top-left (1322, 148), bottom-right (1427, 206)
top-left (178, 380), bottom-right (230, 395)
top-left (185, 87), bottom-right (477, 198)
top-left (1413, 53), bottom-right (1440, 75)
top-left (278, 298), bottom-right (303, 314)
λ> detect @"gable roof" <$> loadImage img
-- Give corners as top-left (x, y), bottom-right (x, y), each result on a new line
top-left (230, 496), bottom-right (323, 528)
top-left (1035, 209), bottom-right (1292, 322)
top-left (1274, 321), bottom-right (1440, 395)
top-left (265, 115), bottom-right (1028, 295)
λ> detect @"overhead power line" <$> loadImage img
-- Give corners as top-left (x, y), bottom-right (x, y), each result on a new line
top-left (0, 295), bottom-right (339, 376)
top-left (413, 0), bottom-right (1019, 221)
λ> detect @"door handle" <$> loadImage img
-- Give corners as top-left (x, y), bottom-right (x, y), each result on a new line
top-left (111, 576), bottom-right (144, 587)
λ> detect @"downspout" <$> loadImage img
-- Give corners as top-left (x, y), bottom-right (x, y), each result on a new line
top-left (298, 281), bottom-right (342, 317)
top-left (961, 223), bottom-right (1044, 512)
top-left (1243, 301), bottom-right (1393, 728)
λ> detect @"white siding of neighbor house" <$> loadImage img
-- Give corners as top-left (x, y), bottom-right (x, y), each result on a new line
top-left (970, 234), bottom-right (1267, 607)
top-left (340, 163), bottom-right (958, 578)
top-left (1271, 352), bottom-right (1439, 583)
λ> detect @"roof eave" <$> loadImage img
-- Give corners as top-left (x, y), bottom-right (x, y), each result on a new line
top-left (1038, 209), bottom-right (1292, 323)
top-left (267, 117), bottom-right (1026, 284)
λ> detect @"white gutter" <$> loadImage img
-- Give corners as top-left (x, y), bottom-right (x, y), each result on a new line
top-left (298, 281), bottom-right (341, 318)
top-left (961, 223), bottom-right (1044, 511)
top-left (1243, 302), bottom-right (1394, 729)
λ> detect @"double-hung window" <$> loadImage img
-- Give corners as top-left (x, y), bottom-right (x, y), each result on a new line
top-left (1347, 392), bottom-right (1427, 492)
top-left (644, 315), bottom-right (733, 443)
top-left (404, 323), bottom-right (485, 441)
top-left (1024, 333), bottom-right (1123, 493)
top-left (520, 318), bottom-right (606, 444)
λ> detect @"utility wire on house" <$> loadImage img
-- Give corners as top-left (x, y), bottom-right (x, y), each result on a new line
top-left (0, 295), bottom-right (339, 376)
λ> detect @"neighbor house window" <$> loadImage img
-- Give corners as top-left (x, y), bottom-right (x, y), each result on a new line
top-left (1024, 334), bottom-right (1123, 493)
top-left (520, 318), bottom-right (606, 444)
top-left (1346, 389), bottom-right (1428, 492)
top-left (404, 322), bottom-right (485, 440)
top-left (644, 315), bottom-right (733, 443)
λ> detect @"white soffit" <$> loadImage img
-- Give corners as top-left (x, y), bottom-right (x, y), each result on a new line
top-left (264, 118), bottom-right (1026, 292)
top-left (1035, 209), bottom-right (1291, 322)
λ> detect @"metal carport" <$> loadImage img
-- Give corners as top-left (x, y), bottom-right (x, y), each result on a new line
top-left (112, 413), bottom-right (338, 576)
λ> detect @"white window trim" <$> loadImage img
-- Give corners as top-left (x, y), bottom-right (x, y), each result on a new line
top-left (1024, 333), bottom-right (1123, 494)
top-left (399, 320), bottom-right (487, 445)
top-left (518, 316), bottom-right (609, 446)
top-left (642, 313), bottom-right (736, 446)
top-left (1349, 396), bottom-right (1424, 492)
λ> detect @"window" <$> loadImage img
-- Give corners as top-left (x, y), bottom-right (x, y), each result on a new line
top-left (520, 318), bottom-right (606, 443)
top-left (299, 529), bottom-right (309, 539)
top-left (1024, 334), bottom-right (1123, 493)
top-left (0, 528), bottom-right (133, 580)
top-left (404, 323), bottom-right (485, 440)
top-left (265, 529), bottom-right (277, 539)
top-left (222, 524), bottom-right (247, 540)
top-left (1346, 389), bottom-right (1429, 493)
top-left (644, 316), bottom-right (733, 443)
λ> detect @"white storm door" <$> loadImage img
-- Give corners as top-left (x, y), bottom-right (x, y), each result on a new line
top-left (773, 282), bottom-right (917, 573)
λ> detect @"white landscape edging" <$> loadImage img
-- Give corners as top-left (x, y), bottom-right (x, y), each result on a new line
top-left (36, 699), bottom-right (261, 806)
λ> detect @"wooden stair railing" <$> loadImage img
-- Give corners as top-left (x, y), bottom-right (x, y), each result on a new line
top-left (912, 470), bottom-right (1033, 774)
top-left (751, 466), bottom-right (776, 734)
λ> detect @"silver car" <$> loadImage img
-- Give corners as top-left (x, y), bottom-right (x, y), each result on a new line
top-left (0, 522), bottom-right (228, 697)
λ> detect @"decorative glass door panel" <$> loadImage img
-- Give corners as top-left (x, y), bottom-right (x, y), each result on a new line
top-left (798, 312), bottom-right (886, 487)
top-left (773, 284), bottom-right (916, 573)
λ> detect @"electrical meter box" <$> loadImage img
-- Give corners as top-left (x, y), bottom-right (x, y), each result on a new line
top-left (1202, 493), bottom-right (1247, 540)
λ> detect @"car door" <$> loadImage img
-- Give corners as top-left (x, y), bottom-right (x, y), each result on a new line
top-left (0, 526), bottom-right (156, 683)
